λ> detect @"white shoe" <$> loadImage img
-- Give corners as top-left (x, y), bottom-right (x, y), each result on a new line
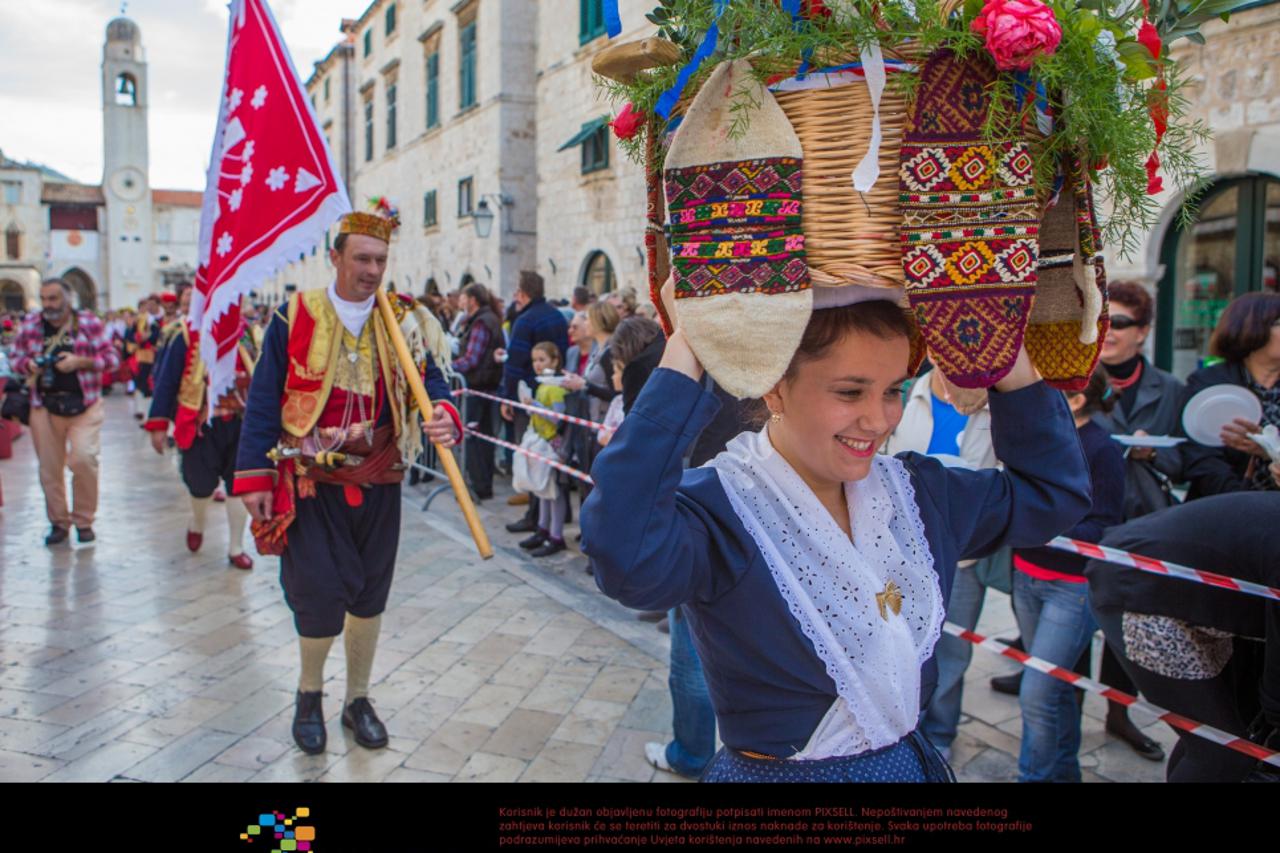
top-left (644, 741), bottom-right (673, 772)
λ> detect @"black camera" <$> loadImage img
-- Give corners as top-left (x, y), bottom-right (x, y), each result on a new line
top-left (33, 353), bottom-right (59, 388)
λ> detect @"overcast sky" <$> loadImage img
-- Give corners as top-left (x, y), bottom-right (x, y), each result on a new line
top-left (0, 0), bottom-right (361, 189)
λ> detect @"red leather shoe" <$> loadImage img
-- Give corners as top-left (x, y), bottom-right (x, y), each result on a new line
top-left (228, 553), bottom-right (253, 570)
top-left (186, 530), bottom-right (203, 552)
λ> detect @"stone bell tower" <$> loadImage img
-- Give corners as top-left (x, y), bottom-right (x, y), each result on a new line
top-left (102, 16), bottom-right (153, 308)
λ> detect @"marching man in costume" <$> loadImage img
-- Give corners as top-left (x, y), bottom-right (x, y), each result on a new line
top-left (234, 212), bottom-right (462, 755)
top-left (144, 295), bottom-right (257, 570)
top-left (125, 294), bottom-right (162, 419)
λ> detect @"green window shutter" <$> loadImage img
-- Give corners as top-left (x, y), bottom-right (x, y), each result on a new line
top-left (459, 23), bottom-right (477, 109)
top-left (386, 81), bottom-right (397, 149)
top-left (580, 0), bottom-right (605, 45)
top-left (364, 99), bottom-right (373, 162)
top-left (363, 29), bottom-right (372, 57)
top-left (426, 52), bottom-right (439, 128)
top-left (424, 190), bottom-right (437, 227)
top-left (386, 3), bottom-right (396, 36)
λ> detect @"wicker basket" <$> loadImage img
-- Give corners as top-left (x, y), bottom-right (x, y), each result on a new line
top-left (643, 3), bottom-right (963, 296)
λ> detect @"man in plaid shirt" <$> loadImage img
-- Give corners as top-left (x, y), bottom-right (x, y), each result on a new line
top-left (10, 278), bottom-right (119, 545)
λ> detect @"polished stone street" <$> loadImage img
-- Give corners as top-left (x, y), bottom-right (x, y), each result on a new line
top-left (0, 395), bottom-right (1170, 782)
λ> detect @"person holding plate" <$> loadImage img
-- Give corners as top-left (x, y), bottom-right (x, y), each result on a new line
top-left (1179, 293), bottom-right (1280, 498)
top-left (1092, 282), bottom-right (1187, 518)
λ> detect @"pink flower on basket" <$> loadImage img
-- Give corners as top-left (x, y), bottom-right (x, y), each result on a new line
top-left (971, 0), bottom-right (1063, 71)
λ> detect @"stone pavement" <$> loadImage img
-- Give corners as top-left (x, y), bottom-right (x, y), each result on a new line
top-left (0, 394), bottom-right (1170, 782)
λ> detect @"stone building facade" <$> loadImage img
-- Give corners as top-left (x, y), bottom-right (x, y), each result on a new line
top-left (0, 17), bottom-right (201, 313)
top-left (265, 0), bottom-right (542, 303)
top-left (1109, 4), bottom-right (1280, 378)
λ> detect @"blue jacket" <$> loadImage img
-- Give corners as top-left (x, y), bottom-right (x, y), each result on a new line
top-left (581, 368), bottom-right (1091, 758)
top-left (503, 298), bottom-right (568, 400)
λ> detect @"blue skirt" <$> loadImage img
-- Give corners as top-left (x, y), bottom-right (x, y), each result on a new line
top-left (700, 730), bottom-right (955, 783)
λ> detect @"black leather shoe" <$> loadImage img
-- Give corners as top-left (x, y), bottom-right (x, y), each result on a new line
top-left (519, 530), bottom-right (549, 550)
top-left (291, 690), bottom-right (326, 755)
top-left (76, 527), bottom-right (95, 543)
top-left (1106, 718), bottom-right (1165, 761)
top-left (506, 518), bottom-right (538, 534)
top-left (530, 539), bottom-right (566, 558)
top-left (45, 526), bottom-right (70, 546)
top-left (990, 672), bottom-right (1022, 696)
top-left (342, 697), bottom-right (388, 749)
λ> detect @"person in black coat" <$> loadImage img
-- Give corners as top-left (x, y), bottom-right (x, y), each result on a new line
top-left (1085, 492), bottom-right (1280, 782)
top-left (1179, 292), bottom-right (1280, 498)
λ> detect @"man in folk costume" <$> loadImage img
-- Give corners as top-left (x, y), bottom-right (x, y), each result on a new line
top-left (144, 297), bottom-right (258, 570)
top-left (125, 294), bottom-right (162, 419)
top-left (233, 212), bottom-right (462, 755)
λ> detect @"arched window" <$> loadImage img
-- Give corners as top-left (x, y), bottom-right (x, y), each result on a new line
top-left (582, 250), bottom-right (615, 296)
top-left (459, 272), bottom-right (475, 288)
top-left (0, 279), bottom-right (24, 312)
top-left (115, 73), bottom-right (138, 106)
top-left (5, 223), bottom-right (21, 260)
top-left (1156, 175), bottom-right (1280, 379)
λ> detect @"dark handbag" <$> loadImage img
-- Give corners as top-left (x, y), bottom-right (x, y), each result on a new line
top-left (2, 387), bottom-right (30, 425)
top-left (41, 392), bottom-right (88, 418)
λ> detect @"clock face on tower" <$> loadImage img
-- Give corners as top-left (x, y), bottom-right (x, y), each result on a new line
top-left (109, 166), bottom-right (147, 202)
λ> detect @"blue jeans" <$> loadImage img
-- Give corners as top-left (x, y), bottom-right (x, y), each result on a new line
top-left (1012, 572), bottom-right (1097, 783)
top-left (922, 563), bottom-right (987, 755)
top-left (665, 605), bottom-right (716, 778)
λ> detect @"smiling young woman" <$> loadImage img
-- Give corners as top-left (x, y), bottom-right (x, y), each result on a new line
top-left (581, 282), bottom-right (1092, 782)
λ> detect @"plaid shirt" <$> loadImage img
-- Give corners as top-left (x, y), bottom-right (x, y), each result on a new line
top-left (451, 318), bottom-right (491, 375)
top-left (10, 310), bottom-right (119, 410)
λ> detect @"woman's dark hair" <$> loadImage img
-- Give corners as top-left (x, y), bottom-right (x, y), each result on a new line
top-left (783, 301), bottom-right (916, 381)
top-left (610, 316), bottom-right (662, 367)
top-left (1072, 366), bottom-right (1118, 417)
top-left (1108, 281), bottom-right (1154, 327)
top-left (1209, 292), bottom-right (1280, 363)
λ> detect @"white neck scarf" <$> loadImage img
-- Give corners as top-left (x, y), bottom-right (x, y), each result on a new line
top-left (709, 425), bottom-right (944, 757)
top-left (328, 281), bottom-right (375, 337)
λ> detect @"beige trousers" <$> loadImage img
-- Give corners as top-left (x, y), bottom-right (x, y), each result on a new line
top-left (29, 400), bottom-right (104, 528)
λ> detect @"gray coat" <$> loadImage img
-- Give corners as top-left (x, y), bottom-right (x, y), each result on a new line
top-left (1092, 358), bottom-right (1185, 520)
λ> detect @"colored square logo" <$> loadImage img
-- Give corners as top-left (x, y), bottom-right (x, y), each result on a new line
top-left (285, 833), bottom-right (295, 840)
top-left (295, 827), bottom-right (316, 842)
top-left (299, 845), bottom-right (311, 851)
top-left (282, 842), bottom-right (297, 852)
top-left (248, 827), bottom-right (261, 836)
top-left (285, 819), bottom-right (293, 826)
top-left (295, 808), bottom-right (310, 818)
top-left (259, 815), bottom-right (275, 826)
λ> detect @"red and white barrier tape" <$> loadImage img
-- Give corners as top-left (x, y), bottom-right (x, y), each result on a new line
top-left (1047, 537), bottom-right (1280, 604)
top-left (453, 387), bottom-right (615, 434)
top-left (462, 428), bottom-right (595, 485)
top-left (945, 622), bottom-right (1280, 768)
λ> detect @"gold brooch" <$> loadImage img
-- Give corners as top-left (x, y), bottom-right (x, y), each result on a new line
top-left (876, 580), bottom-right (903, 622)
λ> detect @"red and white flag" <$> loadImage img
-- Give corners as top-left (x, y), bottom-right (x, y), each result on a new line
top-left (190, 0), bottom-right (350, 404)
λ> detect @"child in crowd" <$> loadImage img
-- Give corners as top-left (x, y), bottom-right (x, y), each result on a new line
top-left (519, 342), bottom-right (570, 557)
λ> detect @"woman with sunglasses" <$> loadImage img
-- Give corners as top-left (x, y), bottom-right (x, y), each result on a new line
top-left (1092, 282), bottom-right (1187, 520)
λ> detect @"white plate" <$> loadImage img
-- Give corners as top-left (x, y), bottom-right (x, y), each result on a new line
top-left (1110, 435), bottom-right (1186, 448)
top-left (1181, 384), bottom-right (1263, 447)
top-left (535, 374), bottom-right (568, 387)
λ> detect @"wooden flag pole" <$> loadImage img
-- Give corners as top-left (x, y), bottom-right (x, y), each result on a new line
top-left (375, 288), bottom-right (494, 560)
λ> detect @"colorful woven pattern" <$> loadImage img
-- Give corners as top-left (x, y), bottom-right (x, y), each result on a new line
top-left (898, 51), bottom-right (1041, 389)
top-left (666, 157), bottom-right (809, 299)
top-left (1025, 160), bottom-right (1109, 391)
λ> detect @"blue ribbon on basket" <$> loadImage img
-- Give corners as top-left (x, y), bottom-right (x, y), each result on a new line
top-left (779, 0), bottom-right (814, 80)
top-left (604, 0), bottom-right (622, 37)
top-left (1013, 72), bottom-right (1053, 136)
top-left (654, 0), bottom-right (731, 120)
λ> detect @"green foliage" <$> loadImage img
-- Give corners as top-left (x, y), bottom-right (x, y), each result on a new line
top-left (598, 0), bottom-right (1242, 258)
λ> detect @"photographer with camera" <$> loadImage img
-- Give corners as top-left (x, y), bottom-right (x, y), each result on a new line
top-left (10, 278), bottom-right (118, 545)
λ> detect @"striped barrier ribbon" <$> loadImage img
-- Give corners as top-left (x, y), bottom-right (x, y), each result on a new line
top-left (945, 622), bottom-right (1280, 769)
top-left (453, 387), bottom-right (615, 434)
top-left (1046, 537), bottom-right (1280, 604)
top-left (462, 427), bottom-right (595, 486)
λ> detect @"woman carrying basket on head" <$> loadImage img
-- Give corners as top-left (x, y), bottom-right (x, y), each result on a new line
top-left (581, 275), bottom-right (1091, 782)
